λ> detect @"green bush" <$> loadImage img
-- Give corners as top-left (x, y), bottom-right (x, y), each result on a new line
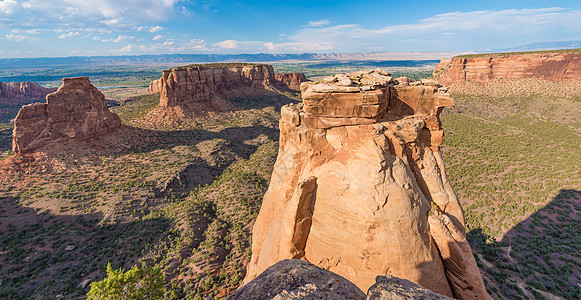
top-left (87, 263), bottom-right (165, 300)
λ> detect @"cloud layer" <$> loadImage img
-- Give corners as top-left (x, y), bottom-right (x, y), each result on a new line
top-left (0, 3), bottom-right (580, 57)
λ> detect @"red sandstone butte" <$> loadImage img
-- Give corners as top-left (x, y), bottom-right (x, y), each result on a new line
top-left (12, 77), bottom-right (121, 153)
top-left (433, 51), bottom-right (581, 84)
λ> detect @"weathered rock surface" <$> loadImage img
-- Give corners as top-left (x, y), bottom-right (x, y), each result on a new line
top-left (243, 70), bottom-right (490, 299)
top-left (275, 73), bottom-right (310, 91)
top-left (12, 77), bottom-right (121, 153)
top-left (228, 259), bottom-right (366, 300)
top-left (150, 64), bottom-right (308, 110)
top-left (157, 64), bottom-right (276, 109)
top-left (148, 78), bottom-right (162, 94)
top-left (433, 51), bottom-right (581, 84)
top-left (367, 275), bottom-right (453, 300)
top-left (0, 81), bottom-right (56, 105)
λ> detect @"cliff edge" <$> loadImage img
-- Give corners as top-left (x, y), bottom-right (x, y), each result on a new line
top-left (433, 50), bottom-right (581, 84)
top-left (243, 69), bottom-right (490, 299)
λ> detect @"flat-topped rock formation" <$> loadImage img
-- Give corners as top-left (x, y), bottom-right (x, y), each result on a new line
top-left (12, 77), bottom-right (121, 153)
top-left (243, 69), bottom-right (490, 299)
top-left (433, 50), bottom-right (581, 84)
top-left (0, 81), bottom-right (56, 105)
top-left (275, 73), bottom-right (309, 91)
top-left (149, 64), bottom-right (308, 110)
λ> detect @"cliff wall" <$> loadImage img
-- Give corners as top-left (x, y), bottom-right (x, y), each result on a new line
top-left (243, 70), bottom-right (490, 299)
top-left (0, 81), bottom-right (56, 105)
top-left (274, 73), bottom-right (309, 91)
top-left (157, 64), bottom-right (275, 109)
top-left (149, 64), bottom-right (308, 109)
top-left (433, 51), bottom-right (581, 84)
top-left (12, 77), bottom-right (121, 153)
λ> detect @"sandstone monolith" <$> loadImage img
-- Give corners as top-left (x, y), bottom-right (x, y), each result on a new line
top-left (12, 77), bottom-right (121, 153)
top-left (243, 69), bottom-right (490, 299)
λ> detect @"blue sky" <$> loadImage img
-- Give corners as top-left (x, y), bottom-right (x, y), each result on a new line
top-left (0, 0), bottom-right (579, 58)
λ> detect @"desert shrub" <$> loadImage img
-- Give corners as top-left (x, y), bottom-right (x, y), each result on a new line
top-left (87, 263), bottom-right (165, 300)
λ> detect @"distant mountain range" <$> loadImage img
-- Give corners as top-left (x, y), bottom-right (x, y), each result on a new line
top-left (0, 52), bottom-right (469, 69)
top-left (1, 41), bottom-right (578, 70)
top-left (494, 40), bottom-right (581, 53)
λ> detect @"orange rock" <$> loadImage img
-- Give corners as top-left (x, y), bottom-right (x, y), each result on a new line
top-left (243, 73), bottom-right (490, 300)
top-left (275, 73), bottom-right (309, 91)
top-left (12, 77), bottom-right (121, 153)
top-left (433, 52), bottom-right (581, 84)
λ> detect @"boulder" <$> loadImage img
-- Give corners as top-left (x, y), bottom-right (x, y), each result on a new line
top-left (12, 77), bottom-right (121, 153)
top-left (227, 259), bottom-right (366, 300)
top-left (367, 275), bottom-right (453, 300)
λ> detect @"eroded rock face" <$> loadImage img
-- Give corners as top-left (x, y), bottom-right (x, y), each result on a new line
top-left (12, 77), bottom-right (121, 153)
top-left (275, 73), bottom-right (310, 91)
top-left (244, 70), bottom-right (490, 299)
top-left (156, 64), bottom-right (276, 109)
top-left (148, 78), bottom-right (162, 94)
top-left (0, 81), bottom-right (56, 105)
top-left (228, 259), bottom-right (366, 300)
top-left (433, 52), bottom-right (581, 84)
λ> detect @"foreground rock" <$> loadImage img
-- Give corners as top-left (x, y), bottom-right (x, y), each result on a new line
top-left (243, 69), bottom-right (490, 299)
top-left (12, 77), bottom-right (121, 153)
top-left (0, 81), bottom-right (56, 105)
top-left (150, 63), bottom-right (307, 110)
top-left (367, 275), bottom-right (453, 300)
top-left (228, 259), bottom-right (366, 299)
top-left (433, 51), bottom-right (581, 84)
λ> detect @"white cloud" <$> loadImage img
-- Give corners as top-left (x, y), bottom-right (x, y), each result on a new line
top-left (0, 0), bottom-right (181, 29)
top-left (214, 40), bottom-right (238, 49)
top-left (149, 26), bottom-right (163, 32)
top-left (279, 7), bottom-right (581, 52)
top-left (5, 33), bottom-right (36, 41)
top-left (11, 28), bottom-right (42, 34)
top-left (102, 35), bottom-right (135, 42)
top-left (58, 32), bottom-right (81, 40)
top-left (152, 34), bottom-right (164, 40)
top-left (305, 19), bottom-right (331, 27)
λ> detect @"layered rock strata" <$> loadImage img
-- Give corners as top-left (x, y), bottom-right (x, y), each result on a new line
top-left (0, 81), bottom-right (56, 105)
top-left (150, 64), bottom-right (308, 108)
top-left (12, 77), bottom-right (121, 153)
top-left (275, 73), bottom-right (310, 91)
top-left (433, 51), bottom-right (581, 83)
top-left (244, 69), bottom-right (490, 299)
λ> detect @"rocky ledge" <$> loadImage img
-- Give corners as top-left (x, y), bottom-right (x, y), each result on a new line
top-left (243, 69), bottom-right (490, 299)
top-left (12, 77), bottom-right (121, 153)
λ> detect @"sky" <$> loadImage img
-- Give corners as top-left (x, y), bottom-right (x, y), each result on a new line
top-left (0, 0), bottom-right (580, 58)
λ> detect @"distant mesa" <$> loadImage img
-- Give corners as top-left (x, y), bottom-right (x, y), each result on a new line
top-left (242, 69), bottom-right (490, 299)
top-left (433, 49), bottom-right (581, 84)
top-left (147, 63), bottom-right (309, 110)
top-left (274, 72), bottom-right (309, 91)
top-left (12, 77), bottom-right (122, 153)
top-left (0, 81), bottom-right (56, 106)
